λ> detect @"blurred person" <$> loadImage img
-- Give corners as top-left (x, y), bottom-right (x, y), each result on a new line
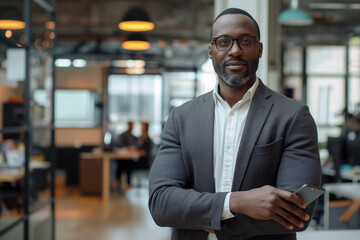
top-left (148, 8), bottom-right (321, 240)
top-left (112, 121), bottom-right (137, 191)
top-left (117, 121), bottom-right (137, 148)
top-left (135, 122), bottom-right (154, 170)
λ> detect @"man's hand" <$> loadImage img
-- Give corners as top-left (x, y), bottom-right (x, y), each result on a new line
top-left (229, 185), bottom-right (310, 230)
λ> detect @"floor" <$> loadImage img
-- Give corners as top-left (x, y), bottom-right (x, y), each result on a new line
top-left (55, 182), bottom-right (360, 240)
top-left (55, 185), bottom-right (171, 240)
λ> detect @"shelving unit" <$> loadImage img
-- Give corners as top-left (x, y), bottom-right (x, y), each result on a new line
top-left (0, 1), bottom-right (56, 239)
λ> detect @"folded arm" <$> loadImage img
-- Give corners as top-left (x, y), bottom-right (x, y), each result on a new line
top-left (148, 109), bottom-right (227, 231)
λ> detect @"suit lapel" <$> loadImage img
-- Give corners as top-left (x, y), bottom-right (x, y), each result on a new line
top-left (232, 81), bottom-right (273, 191)
top-left (195, 92), bottom-right (216, 192)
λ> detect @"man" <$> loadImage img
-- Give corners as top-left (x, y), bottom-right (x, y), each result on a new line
top-left (149, 8), bottom-right (321, 240)
top-left (117, 121), bottom-right (137, 148)
top-left (112, 121), bottom-right (137, 191)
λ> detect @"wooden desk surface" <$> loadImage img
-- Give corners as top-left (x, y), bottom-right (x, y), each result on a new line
top-left (0, 162), bottom-right (50, 183)
top-left (0, 168), bottom-right (24, 182)
top-left (80, 150), bottom-right (140, 160)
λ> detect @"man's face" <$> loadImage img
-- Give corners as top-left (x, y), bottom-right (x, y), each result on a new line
top-left (209, 14), bottom-right (262, 87)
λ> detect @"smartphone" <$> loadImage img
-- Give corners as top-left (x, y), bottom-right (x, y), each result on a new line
top-left (295, 184), bottom-right (325, 205)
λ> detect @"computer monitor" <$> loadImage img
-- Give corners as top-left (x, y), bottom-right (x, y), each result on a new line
top-left (327, 137), bottom-right (348, 181)
top-left (346, 137), bottom-right (360, 166)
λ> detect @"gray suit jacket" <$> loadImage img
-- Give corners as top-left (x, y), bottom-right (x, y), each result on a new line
top-left (149, 80), bottom-right (321, 240)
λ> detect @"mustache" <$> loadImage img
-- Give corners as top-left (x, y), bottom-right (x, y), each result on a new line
top-left (223, 58), bottom-right (249, 66)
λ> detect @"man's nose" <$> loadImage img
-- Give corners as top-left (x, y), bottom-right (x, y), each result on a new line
top-left (228, 40), bottom-right (243, 56)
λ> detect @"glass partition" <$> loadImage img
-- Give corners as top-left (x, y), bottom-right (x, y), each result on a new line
top-left (29, 205), bottom-right (51, 240)
top-left (0, 133), bottom-right (25, 231)
top-left (0, 0), bottom-right (55, 239)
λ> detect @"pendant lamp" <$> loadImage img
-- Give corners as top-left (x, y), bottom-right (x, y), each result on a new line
top-left (0, 6), bottom-right (25, 30)
top-left (278, 0), bottom-right (313, 26)
top-left (119, 7), bottom-right (154, 32)
top-left (122, 33), bottom-right (150, 51)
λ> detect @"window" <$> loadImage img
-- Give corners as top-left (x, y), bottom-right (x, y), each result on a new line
top-left (107, 74), bottom-right (162, 142)
top-left (306, 46), bottom-right (346, 142)
top-left (283, 46), bottom-right (303, 101)
top-left (348, 37), bottom-right (360, 114)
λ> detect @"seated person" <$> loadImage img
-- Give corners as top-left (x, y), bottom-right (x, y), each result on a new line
top-left (112, 121), bottom-right (137, 191)
top-left (134, 122), bottom-right (153, 170)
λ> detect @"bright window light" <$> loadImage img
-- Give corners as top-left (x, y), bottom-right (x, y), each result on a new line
top-left (125, 67), bottom-right (145, 74)
top-left (72, 59), bottom-right (86, 67)
top-left (55, 59), bottom-right (71, 67)
top-left (201, 58), bottom-right (214, 72)
top-left (112, 59), bottom-right (145, 68)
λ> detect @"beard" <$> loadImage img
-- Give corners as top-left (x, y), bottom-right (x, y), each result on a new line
top-left (212, 56), bottom-right (259, 87)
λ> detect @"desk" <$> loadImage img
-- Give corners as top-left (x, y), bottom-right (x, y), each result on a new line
top-left (0, 168), bottom-right (24, 182)
top-left (0, 161), bottom-right (51, 183)
top-left (298, 229), bottom-right (360, 240)
top-left (323, 183), bottom-right (360, 229)
top-left (322, 168), bottom-right (360, 183)
top-left (80, 151), bottom-right (140, 201)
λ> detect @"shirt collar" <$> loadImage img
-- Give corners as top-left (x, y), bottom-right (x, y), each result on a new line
top-left (212, 77), bottom-right (259, 105)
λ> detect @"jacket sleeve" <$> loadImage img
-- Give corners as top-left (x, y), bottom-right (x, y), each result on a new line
top-left (148, 108), bottom-right (227, 231)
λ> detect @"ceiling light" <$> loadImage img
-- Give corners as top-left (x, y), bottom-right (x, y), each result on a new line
top-left (122, 34), bottom-right (150, 51)
top-left (0, 6), bottom-right (25, 30)
top-left (119, 7), bottom-right (154, 32)
top-left (278, 0), bottom-right (313, 26)
top-left (45, 20), bottom-right (55, 30)
top-left (73, 59), bottom-right (87, 68)
top-left (5, 30), bottom-right (12, 38)
top-left (112, 60), bottom-right (145, 68)
top-left (126, 60), bottom-right (145, 68)
top-left (55, 59), bottom-right (71, 67)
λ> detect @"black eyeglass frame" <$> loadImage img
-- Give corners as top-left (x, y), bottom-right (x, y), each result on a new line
top-left (211, 35), bottom-right (260, 52)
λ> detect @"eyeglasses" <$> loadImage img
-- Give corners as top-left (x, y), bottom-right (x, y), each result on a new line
top-left (212, 35), bottom-right (259, 51)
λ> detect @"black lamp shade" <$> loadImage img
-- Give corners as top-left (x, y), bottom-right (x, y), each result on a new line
top-left (123, 7), bottom-right (151, 22)
top-left (0, 6), bottom-right (25, 29)
top-left (119, 7), bottom-right (154, 32)
top-left (122, 33), bottom-right (150, 50)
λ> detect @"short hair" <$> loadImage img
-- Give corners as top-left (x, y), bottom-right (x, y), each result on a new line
top-left (211, 8), bottom-right (261, 40)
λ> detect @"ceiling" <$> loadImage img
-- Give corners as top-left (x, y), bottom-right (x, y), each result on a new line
top-left (281, 0), bottom-right (360, 45)
top-left (1, 0), bottom-right (360, 70)
top-left (53, 0), bottom-right (214, 69)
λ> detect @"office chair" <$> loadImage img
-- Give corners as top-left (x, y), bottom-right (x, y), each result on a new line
top-left (327, 137), bottom-right (347, 182)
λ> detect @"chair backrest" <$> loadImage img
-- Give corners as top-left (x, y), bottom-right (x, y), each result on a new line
top-left (327, 137), bottom-right (347, 182)
top-left (346, 135), bottom-right (360, 166)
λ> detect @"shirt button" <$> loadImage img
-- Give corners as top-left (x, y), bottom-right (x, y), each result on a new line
top-left (229, 112), bottom-right (234, 116)
top-left (226, 145), bottom-right (230, 149)
top-left (224, 181), bottom-right (229, 185)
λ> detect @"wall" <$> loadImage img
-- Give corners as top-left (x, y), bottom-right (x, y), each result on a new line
top-left (56, 66), bottom-right (104, 90)
top-left (0, 85), bottom-right (22, 141)
top-left (55, 65), bottom-right (106, 147)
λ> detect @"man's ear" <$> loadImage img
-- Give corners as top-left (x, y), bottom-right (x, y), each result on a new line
top-left (258, 42), bottom-right (263, 58)
top-left (208, 44), bottom-right (212, 59)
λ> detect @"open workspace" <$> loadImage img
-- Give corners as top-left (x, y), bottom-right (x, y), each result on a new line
top-left (0, 0), bottom-right (360, 240)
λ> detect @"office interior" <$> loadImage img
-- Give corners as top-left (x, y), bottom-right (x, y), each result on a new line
top-left (0, 0), bottom-right (360, 239)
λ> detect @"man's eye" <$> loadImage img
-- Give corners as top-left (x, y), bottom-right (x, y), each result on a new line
top-left (217, 38), bottom-right (230, 45)
top-left (241, 38), bottom-right (253, 45)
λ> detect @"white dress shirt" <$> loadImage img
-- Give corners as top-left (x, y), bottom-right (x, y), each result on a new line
top-left (208, 78), bottom-right (259, 240)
